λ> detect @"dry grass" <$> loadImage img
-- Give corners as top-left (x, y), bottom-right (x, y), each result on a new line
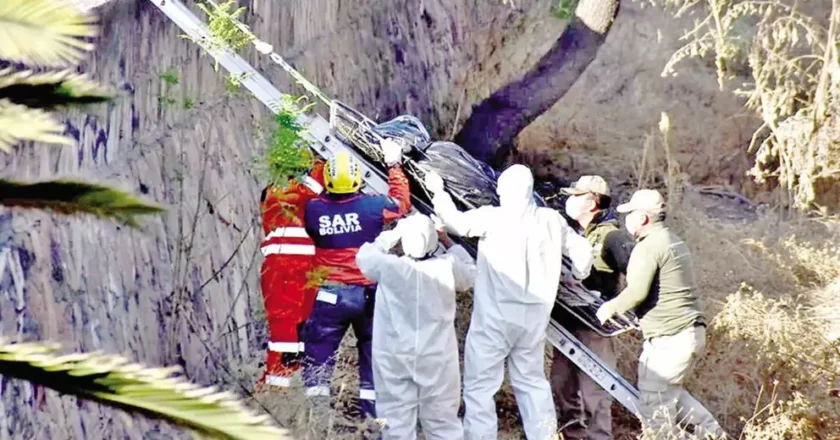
top-left (235, 196), bottom-right (840, 439)
top-left (633, 192), bottom-right (839, 439)
top-left (599, 196), bottom-right (839, 440)
top-left (240, 113), bottom-right (840, 439)
top-left (240, 332), bottom-right (383, 440)
top-left (651, 0), bottom-right (840, 212)
top-left (238, 206), bottom-right (839, 439)
top-left (520, 106), bottom-right (840, 438)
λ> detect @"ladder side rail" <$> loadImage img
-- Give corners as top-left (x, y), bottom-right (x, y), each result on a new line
top-left (149, 0), bottom-right (644, 419)
top-left (148, 0), bottom-right (390, 195)
top-left (547, 321), bottom-right (642, 413)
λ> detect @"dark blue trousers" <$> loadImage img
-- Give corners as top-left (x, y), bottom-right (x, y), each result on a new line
top-left (301, 283), bottom-right (376, 418)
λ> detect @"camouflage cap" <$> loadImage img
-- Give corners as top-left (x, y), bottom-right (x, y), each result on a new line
top-left (561, 175), bottom-right (611, 197)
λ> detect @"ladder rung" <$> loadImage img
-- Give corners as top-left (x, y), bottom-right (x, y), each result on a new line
top-left (148, 0), bottom-right (645, 418)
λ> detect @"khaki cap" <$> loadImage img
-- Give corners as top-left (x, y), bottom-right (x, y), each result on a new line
top-left (616, 189), bottom-right (666, 214)
top-left (561, 175), bottom-right (611, 197)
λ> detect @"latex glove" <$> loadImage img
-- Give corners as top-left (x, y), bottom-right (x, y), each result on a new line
top-left (431, 214), bottom-right (445, 230)
top-left (596, 303), bottom-right (614, 325)
top-left (375, 229), bottom-right (401, 251)
top-left (381, 138), bottom-right (403, 165)
top-left (424, 170), bottom-right (445, 195)
top-left (428, 214), bottom-right (450, 248)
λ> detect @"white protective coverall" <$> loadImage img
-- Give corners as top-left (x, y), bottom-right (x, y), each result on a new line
top-left (428, 165), bottom-right (594, 440)
top-left (356, 213), bottom-right (477, 440)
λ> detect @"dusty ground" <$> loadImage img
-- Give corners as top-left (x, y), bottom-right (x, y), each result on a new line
top-left (239, 160), bottom-right (840, 439)
top-left (232, 0), bottom-right (840, 437)
top-left (236, 32), bottom-right (840, 430)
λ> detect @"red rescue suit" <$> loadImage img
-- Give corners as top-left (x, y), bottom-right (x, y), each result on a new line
top-left (258, 160), bottom-right (325, 387)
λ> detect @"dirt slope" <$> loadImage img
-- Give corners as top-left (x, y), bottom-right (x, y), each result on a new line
top-left (0, 0), bottom-right (562, 438)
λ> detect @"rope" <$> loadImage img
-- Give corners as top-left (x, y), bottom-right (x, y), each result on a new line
top-left (186, 2), bottom-right (639, 337)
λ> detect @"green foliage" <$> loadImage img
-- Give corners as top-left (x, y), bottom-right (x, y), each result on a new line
top-left (157, 69), bottom-right (181, 111)
top-left (551, 0), bottom-right (579, 20)
top-left (0, 1), bottom-right (110, 150)
top-left (253, 97), bottom-right (316, 189)
top-left (0, 2), bottom-right (288, 436)
top-left (0, 178), bottom-right (164, 228)
top-left (189, 0), bottom-right (333, 106)
top-left (201, 1), bottom-right (253, 50)
top-left (159, 70), bottom-right (180, 85)
top-left (158, 95), bottom-right (177, 107)
top-left (0, 339), bottom-right (292, 440)
top-left (0, 99), bottom-right (73, 152)
top-left (182, 1), bottom-right (255, 71)
top-left (0, 68), bottom-right (112, 110)
top-left (226, 72), bottom-right (252, 94)
top-left (183, 98), bottom-right (195, 109)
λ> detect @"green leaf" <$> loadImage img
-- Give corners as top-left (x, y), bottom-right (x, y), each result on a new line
top-left (182, 1), bottom-right (254, 71)
top-left (198, 1), bottom-right (254, 51)
top-left (252, 103), bottom-right (315, 190)
top-left (0, 68), bottom-right (113, 109)
top-left (0, 99), bottom-right (73, 152)
top-left (0, 339), bottom-right (293, 440)
top-left (551, 0), bottom-right (580, 20)
top-left (159, 70), bottom-right (180, 86)
top-left (0, 178), bottom-right (165, 228)
top-left (0, 0), bottom-right (98, 67)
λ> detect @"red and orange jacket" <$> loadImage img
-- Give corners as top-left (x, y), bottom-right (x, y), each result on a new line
top-left (304, 166), bottom-right (411, 285)
top-left (260, 161), bottom-right (326, 261)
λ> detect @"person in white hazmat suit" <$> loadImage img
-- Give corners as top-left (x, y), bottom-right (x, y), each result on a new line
top-left (424, 165), bottom-right (594, 440)
top-left (356, 213), bottom-right (477, 440)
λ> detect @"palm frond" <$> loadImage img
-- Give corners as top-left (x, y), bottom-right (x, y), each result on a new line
top-left (0, 0), bottom-right (98, 67)
top-left (0, 340), bottom-right (293, 440)
top-left (0, 68), bottom-right (113, 109)
top-left (0, 178), bottom-right (165, 228)
top-left (0, 99), bottom-right (73, 152)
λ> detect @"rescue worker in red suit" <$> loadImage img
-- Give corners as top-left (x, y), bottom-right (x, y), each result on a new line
top-left (258, 159), bottom-right (326, 388)
top-left (302, 140), bottom-right (411, 418)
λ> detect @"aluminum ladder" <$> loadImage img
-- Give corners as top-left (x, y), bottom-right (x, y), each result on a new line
top-left (148, 0), bottom-right (641, 416)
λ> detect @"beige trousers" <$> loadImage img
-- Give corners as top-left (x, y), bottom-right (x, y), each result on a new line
top-left (637, 325), bottom-right (725, 438)
top-left (550, 328), bottom-right (615, 440)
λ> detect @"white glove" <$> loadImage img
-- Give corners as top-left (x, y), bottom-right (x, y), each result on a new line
top-left (381, 138), bottom-right (403, 165)
top-left (431, 214), bottom-right (445, 231)
top-left (424, 170), bottom-right (445, 195)
top-left (595, 303), bottom-right (614, 325)
top-left (375, 229), bottom-right (401, 251)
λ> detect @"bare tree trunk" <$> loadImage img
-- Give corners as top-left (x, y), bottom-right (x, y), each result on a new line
top-left (455, 0), bottom-right (620, 167)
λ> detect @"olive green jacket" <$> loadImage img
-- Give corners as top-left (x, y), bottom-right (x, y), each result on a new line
top-left (601, 223), bottom-right (705, 339)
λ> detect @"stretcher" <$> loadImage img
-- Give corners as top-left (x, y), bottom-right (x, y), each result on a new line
top-left (329, 101), bottom-right (641, 338)
top-left (148, 0), bottom-right (642, 415)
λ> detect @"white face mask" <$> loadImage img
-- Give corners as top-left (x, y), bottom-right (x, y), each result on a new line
top-left (564, 196), bottom-right (589, 221)
top-left (624, 211), bottom-right (642, 237)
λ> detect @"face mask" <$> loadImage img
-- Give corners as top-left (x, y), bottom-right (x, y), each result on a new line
top-left (624, 212), bottom-right (641, 237)
top-left (564, 196), bottom-right (588, 220)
